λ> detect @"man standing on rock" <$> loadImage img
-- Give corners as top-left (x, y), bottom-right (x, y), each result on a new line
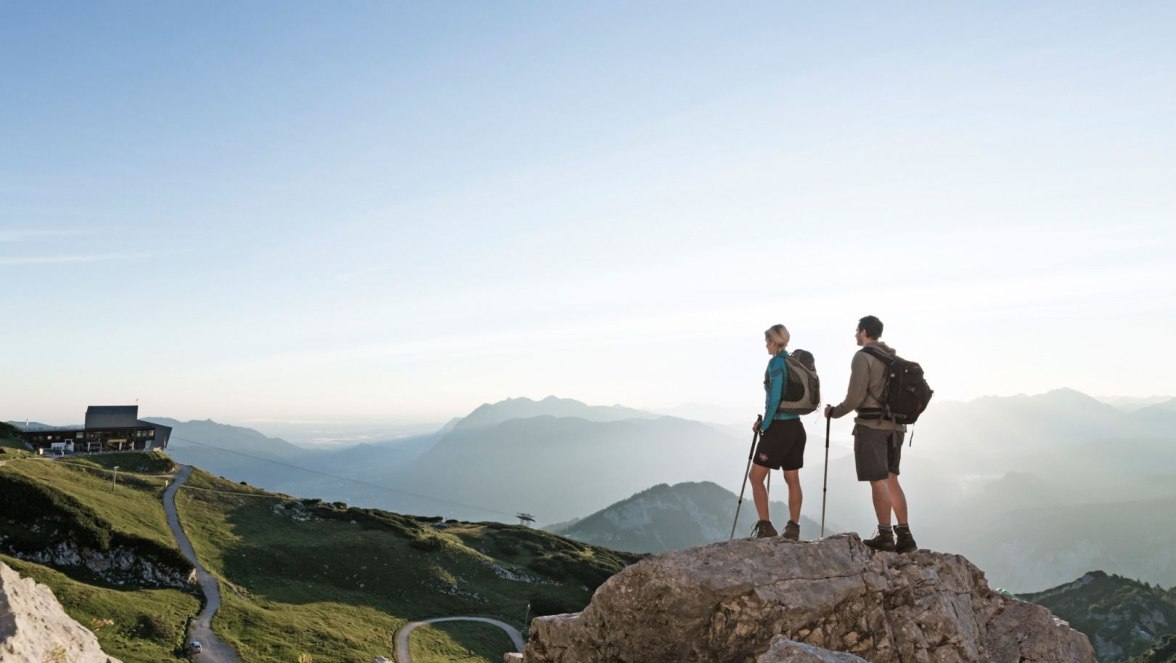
top-left (825, 315), bottom-right (917, 553)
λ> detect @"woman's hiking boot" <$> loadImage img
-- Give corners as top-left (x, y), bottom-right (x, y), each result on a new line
top-left (894, 524), bottom-right (917, 553)
top-left (863, 526), bottom-right (896, 552)
top-left (751, 520), bottom-right (778, 538)
top-left (782, 520), bottom-right (800, 541)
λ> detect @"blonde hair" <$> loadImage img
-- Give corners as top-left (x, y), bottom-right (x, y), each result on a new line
top-left (764, 324), bottom-right (790, 350)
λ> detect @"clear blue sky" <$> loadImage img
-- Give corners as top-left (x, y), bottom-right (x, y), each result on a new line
top-left (3, 2), bottom-right (1174, 425)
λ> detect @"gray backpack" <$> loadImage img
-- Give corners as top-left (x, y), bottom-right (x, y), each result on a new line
top-left (766, 349), bottom-right (821, 415)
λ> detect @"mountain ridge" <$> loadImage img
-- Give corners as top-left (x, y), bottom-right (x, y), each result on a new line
top-left (1019, 570), bottom-right (1176, 663)
top-left (547, 481), bottom-right (834, 553)
top-left (453, 395), bottom-right (658, 431)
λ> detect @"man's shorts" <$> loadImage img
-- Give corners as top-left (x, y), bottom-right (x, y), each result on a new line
top-left (853, 424), bottom-right (904, 481)
top-left (754, 418), bottom-right (806, 471)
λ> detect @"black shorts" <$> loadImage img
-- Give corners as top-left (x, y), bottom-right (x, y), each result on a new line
top-left (853, 425), bottom-right (904, 481)
top-left (754, 418), bottom-right (806, 471)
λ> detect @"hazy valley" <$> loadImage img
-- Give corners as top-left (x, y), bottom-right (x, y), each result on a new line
top-left (74, 389), bottom-right (1176, 593)
top-left (4, 388), bottom-right (1176, 661)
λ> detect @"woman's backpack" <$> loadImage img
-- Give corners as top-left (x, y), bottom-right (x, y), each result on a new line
top-left (776, 349), bottom-right (821, 415)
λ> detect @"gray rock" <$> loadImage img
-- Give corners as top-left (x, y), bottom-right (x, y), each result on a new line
top-left (12, 541), bottom-right (191, 589)
top-left (757, 637), bottom-right (869, 662)
top-left (0, 561), bottom-right (122, 662)
top-left (522, 533), bottom-right (1096, 663)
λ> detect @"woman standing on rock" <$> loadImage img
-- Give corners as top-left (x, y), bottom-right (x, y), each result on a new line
top-left (749, 323), bottom-right (807, 539)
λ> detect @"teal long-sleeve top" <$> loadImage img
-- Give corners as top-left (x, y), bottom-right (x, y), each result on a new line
top-left (763, 350), bottom-right (800, 431)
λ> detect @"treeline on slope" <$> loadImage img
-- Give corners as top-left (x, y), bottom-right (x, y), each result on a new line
top-left (1020, 570), bottom-right (1176, 663)
top-left (0, 472), bottom-right (192, 587)
top-left (1125, 633), bottom-right (1176, 663)
top-left (295, 497), bottom-right (642, 614)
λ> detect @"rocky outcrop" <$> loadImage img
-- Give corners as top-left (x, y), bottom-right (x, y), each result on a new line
top-left (522, 533), bottom-right (1096, 663)
top-left (0, 561), bottom-right (121, 662)
top-left (7, 540), bottom-right (191, 589)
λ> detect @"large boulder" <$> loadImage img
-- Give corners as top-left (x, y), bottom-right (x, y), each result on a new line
top-left (0, 561), bottom-right (121, 662)
top-left (522, 533), bottom-right (1095, 663)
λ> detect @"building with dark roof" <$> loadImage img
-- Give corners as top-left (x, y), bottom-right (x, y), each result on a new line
top-left (19, 405), bottom-right (171, 455)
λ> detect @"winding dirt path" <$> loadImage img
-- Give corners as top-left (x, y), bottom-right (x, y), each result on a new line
top-left (163, 465), bottom-right (241, 662)
top-left (393, 616), bottom-right (525, 662)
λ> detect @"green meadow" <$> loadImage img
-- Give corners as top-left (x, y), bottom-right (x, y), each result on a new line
top-left (0, 429), bottom-right (638, 662)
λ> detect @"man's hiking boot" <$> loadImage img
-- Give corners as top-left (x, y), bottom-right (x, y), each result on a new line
top-left (782, 520), bottom-right (800, 541)
top-left (894, 525), bottom-right (917, 553)
top-left (751, 520), bottom-right (778, 538)
top-left (863, 527), bottom-right (896, 552)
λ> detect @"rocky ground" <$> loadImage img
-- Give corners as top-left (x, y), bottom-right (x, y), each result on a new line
top-left (513, 533), bottom-right (1097, 663)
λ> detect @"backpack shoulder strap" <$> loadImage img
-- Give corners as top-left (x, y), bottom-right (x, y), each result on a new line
top-left (860, 345), bottom-right (894, 365)
top-left (857, 346), bottom-right (891, 418)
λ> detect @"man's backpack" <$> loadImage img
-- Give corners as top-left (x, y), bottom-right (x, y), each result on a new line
top-left (773, 349), bottom-right (820, 415)
top-left (859, 346), bottom-right (933, 425)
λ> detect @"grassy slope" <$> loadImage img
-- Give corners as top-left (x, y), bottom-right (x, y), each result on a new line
top-left (2, 453), bottom-right (177, 547)
top-left (0, 443), bottom-right (197, 662)
top-left (0, 428), bottom-right (639, 663)
top-left (409, 622), bottom-right (517, 663)
top-left (175, 468), bottom-right (639, 663)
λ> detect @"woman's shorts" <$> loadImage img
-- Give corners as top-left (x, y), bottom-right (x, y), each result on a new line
top-left (754, 418), bottom-right (806, 471)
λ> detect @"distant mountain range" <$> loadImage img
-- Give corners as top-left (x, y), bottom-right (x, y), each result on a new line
top-left (453, 395), bottom-right (657, 431)
top-left (545, 481), bottom-right (837, 553)
top-left (145, 397), bottom-right (741, 524)
top-left (379, 413), bottom-right (739, 523)
top-left (891, 388), bottom-right (1176, 591)
top-left (14, 389), bottom-right (1176, 592)
top-left (1020, 570), bottom-right (1176, 663)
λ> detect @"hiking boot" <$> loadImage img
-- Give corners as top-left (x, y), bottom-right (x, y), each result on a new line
top-left (751, 520), bottom-right (778, 538)
top-left (781, 520), bottom-right (800, 541)
top-left (863, 527), bottom-right (896, 552)
top-left (894, 525), bottom-right (917, 553)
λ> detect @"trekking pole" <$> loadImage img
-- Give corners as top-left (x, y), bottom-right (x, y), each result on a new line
top-left (821, 409), bottom-right (831, 538)
top-left (730, 415), bottom-right (762, 541)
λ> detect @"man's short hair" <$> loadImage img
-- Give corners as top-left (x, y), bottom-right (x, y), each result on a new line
top-left (857, 315), bottom-right (884, 340)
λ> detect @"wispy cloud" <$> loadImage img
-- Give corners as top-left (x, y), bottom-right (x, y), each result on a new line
top-left (0, 254), bottom-right (138, 265)
top-left (0, 229), bottom-right (101, 242)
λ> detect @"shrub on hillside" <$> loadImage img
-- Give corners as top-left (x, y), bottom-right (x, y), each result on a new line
top-left (408, 535), bottom-right (448, 552)
top-left (530, 551), bottom-right (618, 589)
top-left (0, 421), bottom-right (20, 440)
top-left (135, 613), bottom-right (178, 640)
top-left (527, 556), bottom-right (566, 581)
top-left (308, 504), bottom-right (424, 539)
top-left (493, 538), bottom-right (520, 557)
